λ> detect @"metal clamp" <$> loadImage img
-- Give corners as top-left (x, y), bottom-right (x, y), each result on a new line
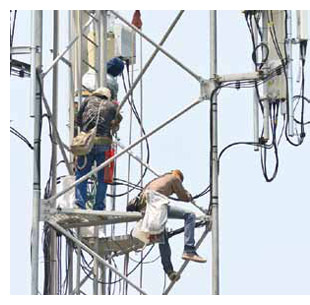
top-left (200, 79), bottom-right (217, 100)
top-left (40, 199), bottom-right (57, 221)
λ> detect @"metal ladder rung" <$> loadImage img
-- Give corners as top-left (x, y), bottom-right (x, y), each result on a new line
top-left (82, 33), bottom-right (98, 47)
top-left (82, 60), bottom-right (98, 73)
top-left (83, 10), bottom-right (99, 22)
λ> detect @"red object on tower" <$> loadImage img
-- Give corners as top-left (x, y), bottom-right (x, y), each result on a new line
top-left (104, 147), bottom-right (115, 183)
top-left (132, 10), bottom-right (142, 29)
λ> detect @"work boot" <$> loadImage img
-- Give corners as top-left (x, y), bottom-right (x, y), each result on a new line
top-left (182, 251), bottom-right (207, 263)
top-left (167, 271), bottom-right (180, 282)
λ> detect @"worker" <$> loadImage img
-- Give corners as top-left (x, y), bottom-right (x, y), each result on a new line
top-left (75, 87), bottom-right (122, 210)
top-left (138, 170), bottom-right (207, 281)
top-left (82, 56), bottom-right (124, 102)
top-left (106, 57), bottom-right (124, 101)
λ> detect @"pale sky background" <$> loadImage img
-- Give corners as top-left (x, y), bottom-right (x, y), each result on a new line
top-left (9, 6), bottom-right (310, 298)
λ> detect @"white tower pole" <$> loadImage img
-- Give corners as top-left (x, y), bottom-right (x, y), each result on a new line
top-left (30, 9), bottom-right (43, 295)
top-left (210, 10), bottom-right (220, 295)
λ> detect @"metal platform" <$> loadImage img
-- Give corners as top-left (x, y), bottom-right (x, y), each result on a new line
top-left (10, 58), bottom-right (31, 77)
top-left (49, 208), bottom-right (142, 229)
top-left (83, 234), bottom-right (145, 257)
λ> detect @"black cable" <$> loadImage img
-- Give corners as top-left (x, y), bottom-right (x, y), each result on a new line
top-left (192, 185), bottom-right (211, 200)
top-left (245, 11), bottom-right (257, 65)
top-left (111, 177), bottom-right (144, 191)
top-left (219, 141), bottom-right (273, 163)
top-left (77, 244), bottom-right (155, 285)
top-left (103, 65), bottom-right (150, 198)
top-left (42, 114), bottom-right (58, 146)
top-left (244, 11), bottom-right (268, 113)
top-left (43, 223), bottom-right (51, 294)
top-left (10, 11), bottom-right (17, 48)
top-left (167, 220), bottom-right (208, 239)
top-left (254, 12), bottom-right (263, 40)
top-left (123, 62), bottom-right (150, 180)
top-left (10, 126), bottom-right (34, 150)
top-left (209, 68), bottom-right (283, 185)
top-left (57, 234), bottom-right (62, 295)
top-left (61, 239), bottom-right (70, 295)
top-left (35, 75), bottom-right (60, 201)
top-left (298, 40), bottom-right (308, 136)
top-left (252, 43), bottom-right (270, 70)
top-left (259, 101), bottom-right (280, 182)
top-left (293, 95), bottom-right (310, 125)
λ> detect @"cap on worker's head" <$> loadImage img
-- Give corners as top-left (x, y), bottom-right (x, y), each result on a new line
top-left (92, 87), bottom-right (111, 100)
top-left (172, 169), bottom-right (184, 181)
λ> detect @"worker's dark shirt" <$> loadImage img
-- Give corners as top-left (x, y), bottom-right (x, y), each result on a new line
top-left (76, 95), bottom-right (122, 140)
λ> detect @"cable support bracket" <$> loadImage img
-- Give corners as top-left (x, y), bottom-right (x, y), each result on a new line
top-left (40, 199), bottom-right (54, 221)
top-left (200, 78), bottom-right (218, 100)
top-left (10, 46), bottom-right (33, 55)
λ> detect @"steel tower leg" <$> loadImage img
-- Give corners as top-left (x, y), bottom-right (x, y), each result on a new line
top-left (30, 10), bottom-right (43, 295)
top-left (49, 10), bottom-right (59, 295)
top-left (210, 10), bottom-right (220, 295)
top-left (287, 10), bottom-right (294, 136)
top-left (94, 10), bottom-right (108, 295)
top-left (67, 10), bottom-right (75, 294)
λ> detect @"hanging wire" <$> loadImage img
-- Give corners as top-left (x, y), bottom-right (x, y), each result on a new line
top-left (123, 58), bottom-right (134, 295)
top-left (260, 101), bottom-right (280, 182)
top-left (10, 10), bottom-right (17, 48)
top-left (10, 126), bottom-right (34, 150)
top-left (75, 244), bottom-right (155, 286)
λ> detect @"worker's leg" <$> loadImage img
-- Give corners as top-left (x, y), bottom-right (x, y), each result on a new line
top-left (75, 152), bottom-right (94, 209)
top-left (158, 230), bottom-right (174, 274)
top-left (167, 205), bottom-right (196, 253)
top-left (93, 144), bottom-right (109, 210)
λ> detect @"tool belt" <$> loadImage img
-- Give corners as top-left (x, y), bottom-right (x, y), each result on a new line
top-left (93, 136), bottom-right (112, 145)
top-left (127, 193), bottom-right (147, 212)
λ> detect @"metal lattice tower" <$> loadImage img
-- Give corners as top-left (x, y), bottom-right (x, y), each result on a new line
top-left (10, 10), bottom-right (309, 295)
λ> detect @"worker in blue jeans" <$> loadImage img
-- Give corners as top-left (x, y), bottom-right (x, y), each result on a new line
top-left (139, 170), bottom-right (207, 281)
top-left (159, 205), bottom-right (198, 281)
top-left (75, 144), bottom-right (110, 210)
top-left (75, 87), bottom-right (122, 210)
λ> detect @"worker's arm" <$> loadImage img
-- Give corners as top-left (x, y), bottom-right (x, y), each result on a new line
top-left (172, 177), bottom-right (192, 202)
top-left (75, 99), bottom-right (89, 128)
top-left (111, 106), bottom-right (123, 133)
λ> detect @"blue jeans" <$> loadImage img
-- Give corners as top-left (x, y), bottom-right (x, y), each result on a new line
top-left (159, 205), bottom-right (196, 274)
top-left (75, 144), bottom-right (110, 210)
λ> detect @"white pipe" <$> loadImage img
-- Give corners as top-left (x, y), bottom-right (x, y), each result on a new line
top-left (287, 10), bottom-right (294, 136)
top-left (30, 10), bottom-right (42, 295)
top-left (218, 71), bottom-right (261, 83)
top-left (210, 10), bottom-right (220, 295)
top-left (252, 17), bottom-right (259, 151)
